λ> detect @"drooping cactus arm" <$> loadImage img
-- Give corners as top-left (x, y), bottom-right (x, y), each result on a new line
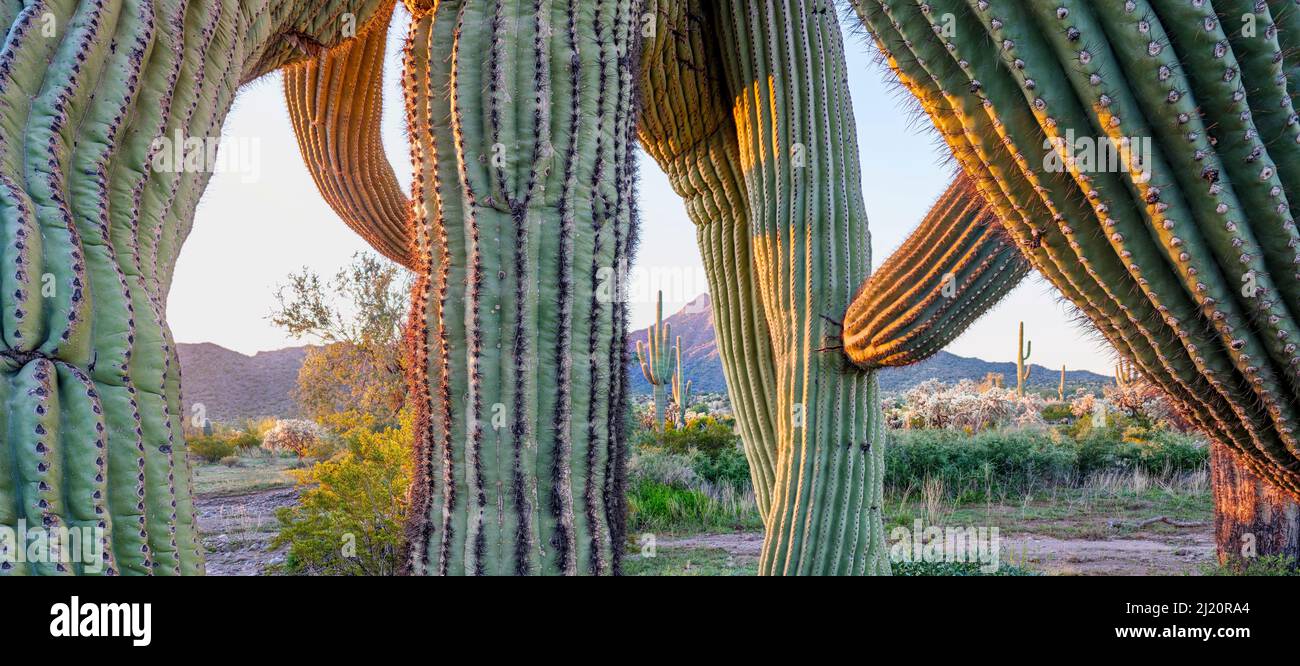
top-left (843, 173), bottom-right (1029, 368)
top-left (283, 2), bottom-right (415, 269)
top-left (851, 0), bottom-right (1300, 495)
top-left (637, 0), bottom-right (781, 520)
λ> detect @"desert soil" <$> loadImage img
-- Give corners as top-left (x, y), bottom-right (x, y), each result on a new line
top-left (659, 529), bottom-right (1215, 575)
top-left (197, 487), bottom-right (1215, 575)
top-left (196, 487), bottom-right (298, 576)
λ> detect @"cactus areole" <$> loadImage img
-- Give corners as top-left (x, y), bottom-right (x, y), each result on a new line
top-left (0, 0), bottom-right (399, 575)
top-left (850, 0), bottom-right (1300, 554)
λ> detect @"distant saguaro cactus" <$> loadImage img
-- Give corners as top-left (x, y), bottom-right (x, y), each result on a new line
top-left (1058, 366), bottom-right (1066, 402)
top-left (1016, 322), bottom-right (1032, 398)
top-left (671, 336), bottom-right (691, 428)
top-left (636, 292), bottom-right (674, 431)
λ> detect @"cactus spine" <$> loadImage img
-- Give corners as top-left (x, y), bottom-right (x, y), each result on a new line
top-left (635, 292), bottom-right (674, 430)
top-left (0, 0), bottom-right (395, 576)
top-left (639, 1), bottom-right (1024, 574)
top-left (392, 0), bottom-right (642, 576)
top-left (1016, 322), bottom-right (1032, 397)
top-left (850, 0), bottom-right (1300, 557)
top-left (671, 335), bottom-right (691, 428)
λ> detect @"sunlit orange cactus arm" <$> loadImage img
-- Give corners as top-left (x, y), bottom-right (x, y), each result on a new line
top-left (283, 2), bottom-right (414, 269)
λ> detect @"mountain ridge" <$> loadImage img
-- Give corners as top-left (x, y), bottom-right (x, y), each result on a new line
top-left (179, 294), bottom-right (1112, 421)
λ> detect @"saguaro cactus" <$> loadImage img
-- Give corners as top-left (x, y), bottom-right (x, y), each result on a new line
top-left (849, 0), bottom-right (1300, 558)
top-left (635, 291), bottom-right (674, 430)
top-left (386, 0), bottom-right (642, 576)
top-left (0, 0), bottom-right (394, 576)
top-left (1016, 322), bottom-right (1032, 397)
top-left (1058, 365), bottom-right (1066, 402)
top-left (671, 335), bottom-right (691, 428)
top-left (638, 0), bottom-right (1026, 574)
top-left (1115, 359), bottom-right (1140, 389)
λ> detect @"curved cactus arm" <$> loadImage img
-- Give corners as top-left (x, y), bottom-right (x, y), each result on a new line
top-left (844, 173), bottom-right (1029, 368)
top-left (0, 1), bottom-right (395, 577)
top-left (850, 0), bottom-right (1300, 496)
top-left (637, 0), bottom-right (781, 519)
top-left (283, 2), bottom-right (415, 270)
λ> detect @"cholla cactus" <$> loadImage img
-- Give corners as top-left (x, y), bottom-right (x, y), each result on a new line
top-left (262, 420), bottom-right (327, 457)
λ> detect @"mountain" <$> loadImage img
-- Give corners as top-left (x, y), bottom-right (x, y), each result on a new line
top-left (177, 343), bottom-right (308, 422)
top-left (626, 294), bottom-right (1111, 394)
top-left (179, 295), bottom-right (1110, 423)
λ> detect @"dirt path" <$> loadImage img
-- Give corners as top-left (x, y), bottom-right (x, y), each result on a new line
top-left (658, 529), bottom-right (1215, 575)
top-left (195, 487), bottom-right (298, 576)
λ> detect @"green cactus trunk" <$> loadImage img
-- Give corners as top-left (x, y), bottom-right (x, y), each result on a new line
top-left (400, 1), bottom-right (642, 576)
top-left (0, 0), bottom-right (393, 576)
top-left (850, 0), bottom-right (1300, 559)
top-left (639, 0), bottom-right (1025, 574)
top-left (671, 336), bottom-right (690, 428)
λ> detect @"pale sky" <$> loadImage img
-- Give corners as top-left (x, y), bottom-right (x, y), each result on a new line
top-left (168, 10), bottom-right (1114, 373)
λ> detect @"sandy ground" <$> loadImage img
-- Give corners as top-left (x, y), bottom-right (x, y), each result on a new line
top-left (197, 487), bottom-right (1215, 575)
top-left (659, 529), bottom-right (1215, 575)
top-left (196, 488), bottom-right (298, 576)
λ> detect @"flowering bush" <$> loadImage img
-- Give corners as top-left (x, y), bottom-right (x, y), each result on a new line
top-left (261, 419), bottom-right (329, 457)
top-left (885, 380), bottom-right (1046, 432)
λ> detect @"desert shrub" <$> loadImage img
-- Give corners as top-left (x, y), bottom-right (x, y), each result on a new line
top-left (891, 560), bottom-right (1040, 576)
top-left (273, 417), bottom-right (412, 575)
top-left (262, 419), bottom-right (328, 457)
top-left (693, 444), bottom-right (751, 488)
top-left (628, 448), bottom-right (699, 489)
top-left (886, 427), bottom-right (1208, 501)
top-left (650, 416), bottom-right (740, 458)
top-left (888, 380), bottom-right (1045, 432)
top-left (188, 437), bottom-right (235, 463)
top-left (885, 429), bottom-right (1076, 501)
top-left (219, 455), bottom-right (241, 468)
top-left (1040, 402), bottom-right (1072, 422)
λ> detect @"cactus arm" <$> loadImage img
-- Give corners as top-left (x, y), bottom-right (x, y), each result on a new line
top-left (843, 173), bottom-right (1029, 368)
top-left (636, 0), bottom-right (781, 519)
top-left (850, 0), bottom-right (1300, 494)
top-left (283, 2), bottom-right (414, 269)
top-left (855, 0), bottom-right (1260, 467)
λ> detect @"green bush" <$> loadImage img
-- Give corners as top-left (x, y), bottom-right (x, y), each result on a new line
top-left (273, 416), bottom-right (412, 575)
top-left (693, 444), bottom-right (751, 488)
top-left (188, 436), bottom-right (236, 463)
top-left (891, 560), bottom-right (1040, 576)
top-left (642, 416), bottom-right (740, 459)
top-left (884, 427), bottom-right (1207, 501)
top-left (626, 479), bottom-right (762, 533)
top-left (1039, 402), bottom-right (1072, 422)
